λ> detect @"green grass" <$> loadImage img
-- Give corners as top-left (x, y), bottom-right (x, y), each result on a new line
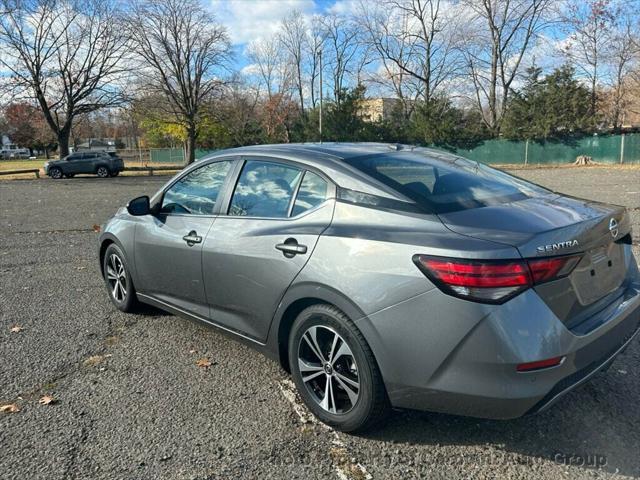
top-left (0, 159), bottom-right (47, 171)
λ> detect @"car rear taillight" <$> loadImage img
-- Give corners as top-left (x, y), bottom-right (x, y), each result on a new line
top-left (413, 254), bottom-right (581, 304)
top-left (527, 256), bottom-right (581, 283)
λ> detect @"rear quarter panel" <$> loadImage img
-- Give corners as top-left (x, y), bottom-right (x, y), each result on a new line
top-left (294, 201), bottom-right (524, 317)
top-left (268, 201), bottom-right (524, 368)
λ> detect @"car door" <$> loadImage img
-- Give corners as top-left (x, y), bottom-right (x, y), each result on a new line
top-left (202, 158), bottom-right (335, 342)
top-left (134, 159), bottom-right (235, 318)
top-left (77, 152), bottom-right (96, 173)
top-left (65, 153), bottom-right (85, 174)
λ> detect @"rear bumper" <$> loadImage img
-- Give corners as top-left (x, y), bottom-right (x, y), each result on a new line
top-left (526, 312), bottom-right (640, 415)
top-left (356, 264), bottom-right (640, 419)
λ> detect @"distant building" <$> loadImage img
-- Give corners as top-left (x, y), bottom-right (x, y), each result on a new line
top-left (359, 98), bottom-right (405, 123)
top-left (75, 138), bottom-right (116, 152)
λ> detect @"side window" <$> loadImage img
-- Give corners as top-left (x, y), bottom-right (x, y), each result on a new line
top-left (229, 160), bottom-right (302, 218)
top-left (291, 171), bottom-right (328, 216)
top-left (161, 160), bottom-right (232, 215)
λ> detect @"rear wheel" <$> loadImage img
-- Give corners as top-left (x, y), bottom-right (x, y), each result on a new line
top-left (96, 166), bottom-right (110, 178)
top-left (49, 167), bottom-right (63, 179)
top-left (288, 304), bottom-right (389, 432)
top-left (103, 243), bottom-right (139, 312)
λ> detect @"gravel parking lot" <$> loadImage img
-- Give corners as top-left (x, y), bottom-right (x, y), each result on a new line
top-left (1, 167), bottom-right (639, 480)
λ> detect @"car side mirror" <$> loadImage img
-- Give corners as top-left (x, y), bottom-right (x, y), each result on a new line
top-left (127, 195), bottom-right (151, 216)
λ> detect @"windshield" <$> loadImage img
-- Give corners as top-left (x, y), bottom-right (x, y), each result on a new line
top-left (343, 151), bottom-right (550, 213)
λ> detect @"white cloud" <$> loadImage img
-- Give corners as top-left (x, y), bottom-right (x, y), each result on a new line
top-left (240, 63), bottom-right (262, 76)
top-left (326, 0), bottom-right (359, 15)
top-left (210, 0), bottom-right (317, 44)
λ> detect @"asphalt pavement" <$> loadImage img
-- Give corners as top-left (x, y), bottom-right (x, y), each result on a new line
top-left (1, 167), bottom-right (639, 480)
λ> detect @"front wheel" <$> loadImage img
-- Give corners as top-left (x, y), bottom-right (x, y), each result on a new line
top-left (288, 304), bottom-right (389, 432)
top-left (96, 166), bottom-right (110, 178)
top-left (103, 243), bottom-right (139, 312)
top-left (49, 167), bottom-right (63, 179)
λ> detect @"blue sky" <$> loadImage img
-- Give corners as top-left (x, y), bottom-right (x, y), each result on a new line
top-left (210, 0), bottom-right (351, 69)
top-left (209, 0), bottom-right (572, 77)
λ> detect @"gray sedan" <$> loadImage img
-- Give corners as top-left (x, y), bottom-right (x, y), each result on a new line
top-left (98, 143), bottom-right (640, 432)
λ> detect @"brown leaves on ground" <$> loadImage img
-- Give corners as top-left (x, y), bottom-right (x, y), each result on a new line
top-left (195, 358), bottom-right (212, 368)
top-left (92, 224), bottom-right (101, 233)
top-left (84, 355), bottom-right (108, 367)
top-left (9, 325), bottom-right (23, 333)
top-left (0, 403), bottom-right (20, 413)
top-left (38, 395), bottom-right (56, 406)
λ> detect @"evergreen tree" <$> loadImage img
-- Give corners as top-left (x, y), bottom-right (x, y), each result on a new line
top-left (503, 65), bottom-right (594, 141)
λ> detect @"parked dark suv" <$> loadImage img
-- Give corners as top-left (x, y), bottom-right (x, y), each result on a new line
top-left (44, 152), bottom-right (124, 179)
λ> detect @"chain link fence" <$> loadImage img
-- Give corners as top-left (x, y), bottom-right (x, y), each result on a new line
top-left (450, 133), bottom-right (639, 165)
top-left (117, 134), bottom-right (640, 167)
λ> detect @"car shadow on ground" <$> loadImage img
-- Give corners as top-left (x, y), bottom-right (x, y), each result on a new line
top-left (361, 367), bottom-right (640, 478)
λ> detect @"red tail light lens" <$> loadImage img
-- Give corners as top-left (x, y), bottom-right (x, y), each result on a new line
top-left (517, 356), bottom-right (565, 372)
top-left (528, 256), bottom-right (581, 283)
top-left (414, 254), bottom-right (581, 304)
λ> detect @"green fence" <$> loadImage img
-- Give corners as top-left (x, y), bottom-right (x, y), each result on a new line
top-left (149, 148), bottom-right (218, 163)
top-left (145, 133), bottom-right (640, 165)
top-left (450, 133), bottom-right (639, 165)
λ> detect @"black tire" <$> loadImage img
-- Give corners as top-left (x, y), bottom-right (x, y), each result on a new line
top-left (96, 166), bottom-right (110, 178)
top-left (110, 171), bottom-right (120, 177)
top-left (49, 167), bottom-right (63, 179)
top-left (64, 173), bottom-right (75, 178)
top-left (103, 243), bottom-right (139, 312)
top-left (288, 304), bottom-right (389, 432)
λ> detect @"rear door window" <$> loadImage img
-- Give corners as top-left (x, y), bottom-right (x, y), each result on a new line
top-left (229, 160), bottom-right (303, 218)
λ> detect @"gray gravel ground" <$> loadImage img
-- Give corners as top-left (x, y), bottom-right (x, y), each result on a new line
top-left (1, 167), bottom-right (639, 480)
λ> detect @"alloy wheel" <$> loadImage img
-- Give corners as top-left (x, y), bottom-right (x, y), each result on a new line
top-left (106, 253), bottom-right (127, 303)
top-left (297, 325), bottom-right (360, 414)
top-left (50, 168), bottom-right (62, 179)
top-left (97, 167), bottom-right (109, 177)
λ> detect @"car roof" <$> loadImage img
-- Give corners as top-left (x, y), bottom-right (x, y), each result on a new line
top-left (204, 142), bottom-right (464, 201)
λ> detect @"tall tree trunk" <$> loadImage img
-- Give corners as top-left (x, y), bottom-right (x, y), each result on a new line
top-left (57, 130), bottom-right (71, 159)
top-left (591, 75), bottom-right (597, 117)
top-left (185, 125), bottom-right (197, 165)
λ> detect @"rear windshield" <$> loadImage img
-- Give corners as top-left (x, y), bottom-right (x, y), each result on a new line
top-left (343, 152), bottom-right (549, 213)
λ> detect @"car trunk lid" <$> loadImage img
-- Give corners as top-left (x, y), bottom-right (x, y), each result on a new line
top-left (437, 194), bottom-right (632, 321)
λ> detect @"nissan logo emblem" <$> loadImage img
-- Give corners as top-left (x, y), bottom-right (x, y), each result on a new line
top-left (609, 218), bottom-right (619, 238)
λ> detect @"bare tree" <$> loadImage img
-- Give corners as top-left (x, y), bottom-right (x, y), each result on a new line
top-left (279, 10), bottom-right (308, 116)
top-left (461, 0), bottom-right (551, 134)
top-left (246, 36), bottom-right (292, 102)
top-left (306, 15), bottom-right (327, 109)
top-left (359, 0), bottom-right (462, 106)
top-left (214, 75), bottom-right (262, 146)
top-left (320, 12), bottom-right (363, 103)
top-left (128, 0), bottom-right (230, 164)
top-left (560, 0), bottom-right (616, 116)
top-left (604, 11), bottom-right (640, 128)
top-left (245, 36), bottom-right (296, 141)
top-left (0, 0), bottom-right (129, 158)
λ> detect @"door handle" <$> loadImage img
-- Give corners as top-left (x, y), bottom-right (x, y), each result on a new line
top-left (275, 238), bottom-right (307, 258)
top-left (183, 230), bottom-right (202, 246)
